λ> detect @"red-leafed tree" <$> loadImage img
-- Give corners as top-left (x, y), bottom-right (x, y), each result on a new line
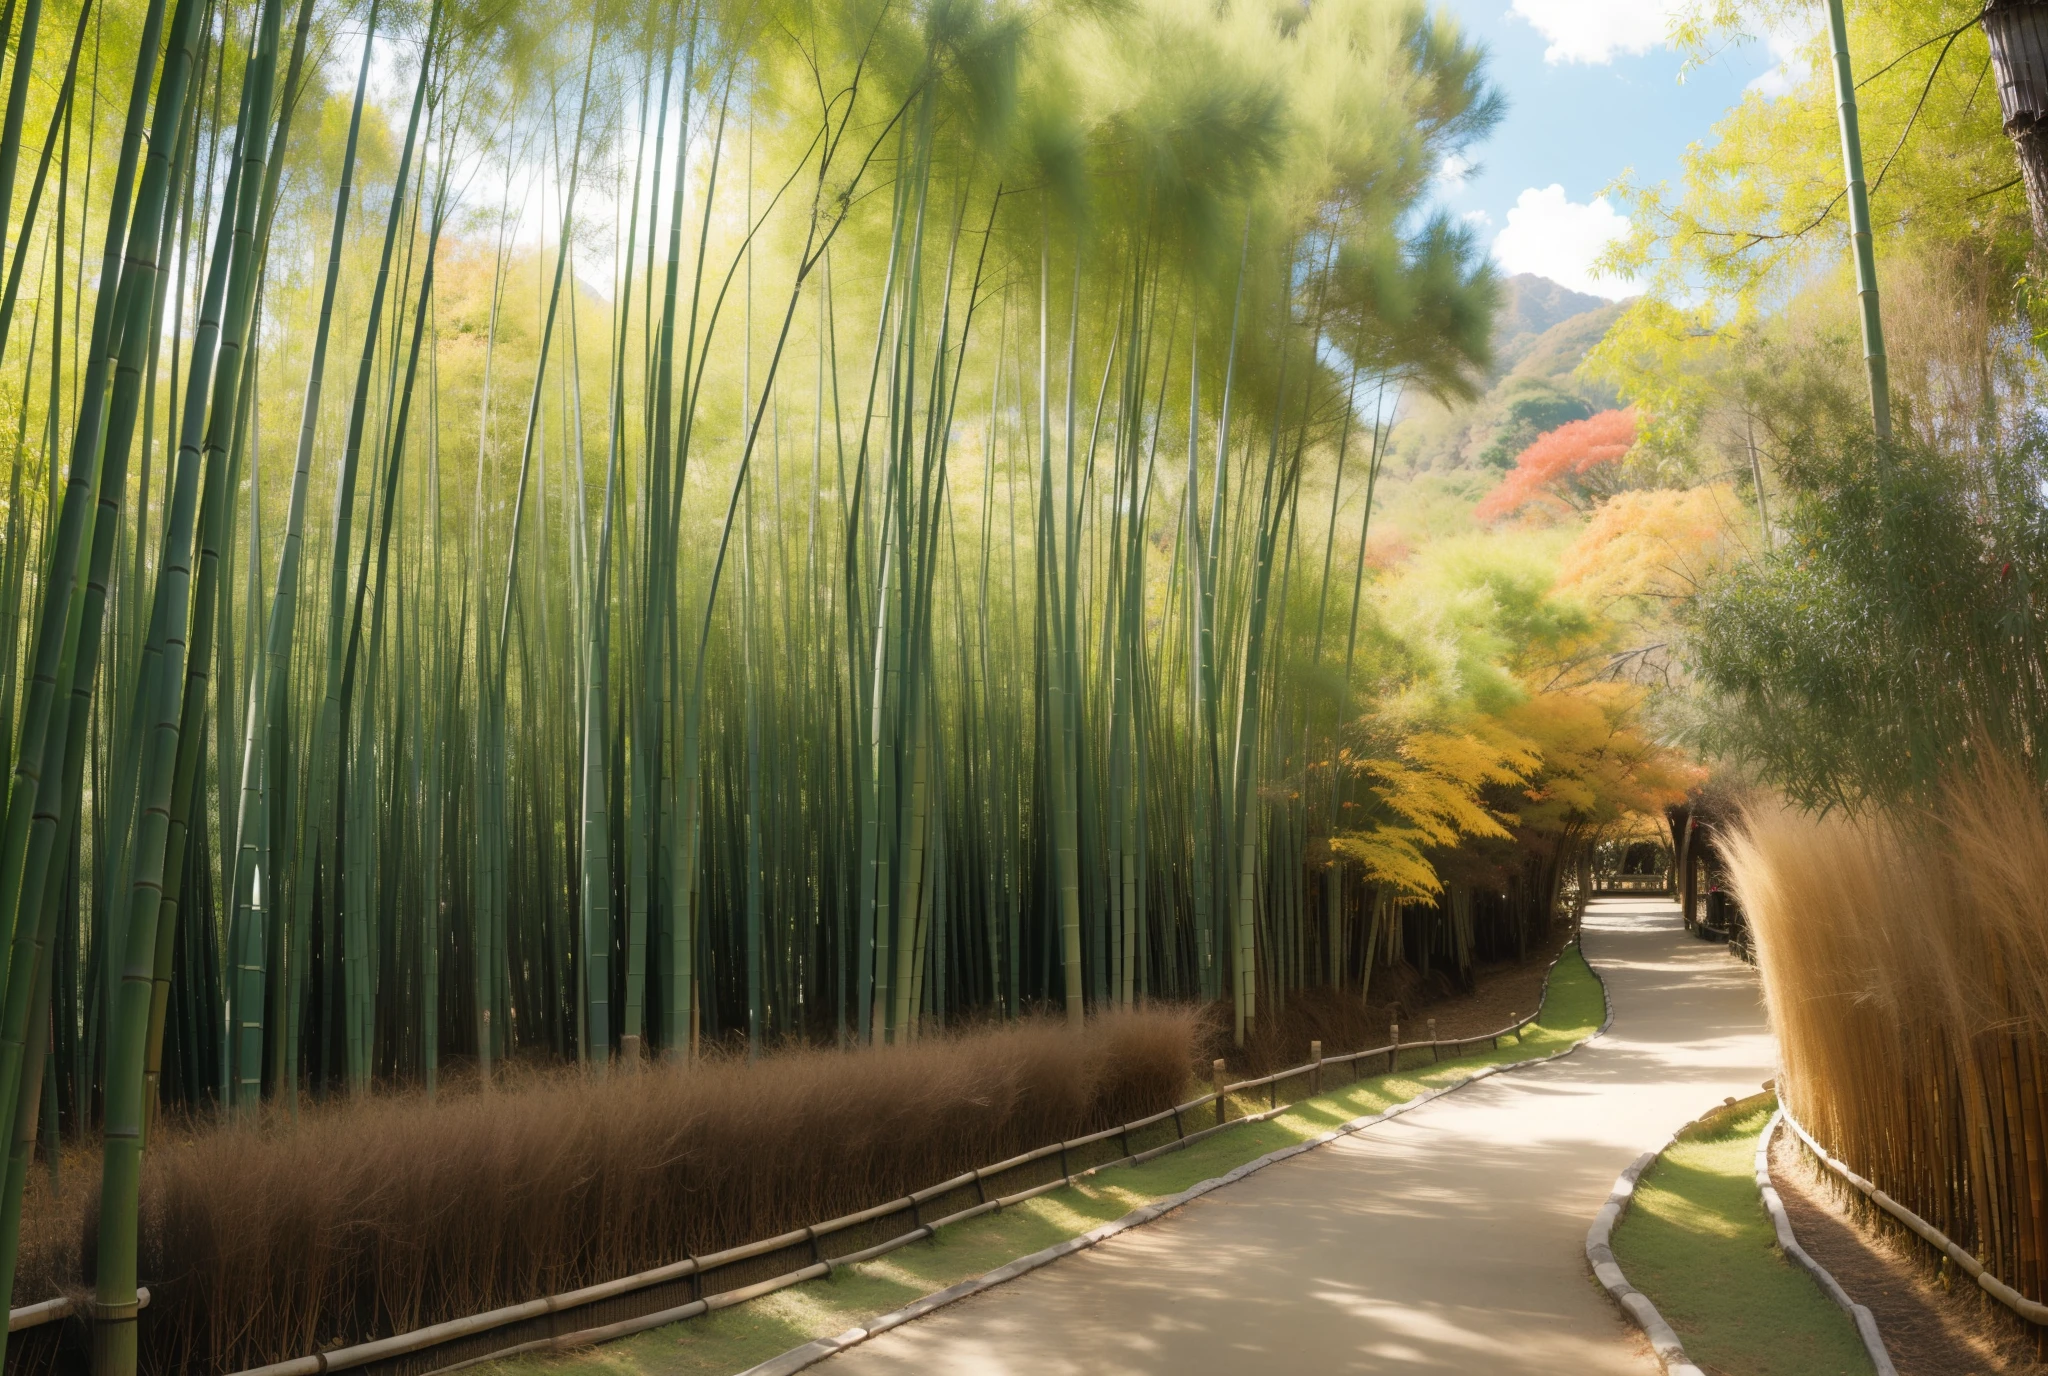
top-left (1475, 408), bottom-right (1637, 521)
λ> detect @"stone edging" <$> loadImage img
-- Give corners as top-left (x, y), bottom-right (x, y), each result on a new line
top-left (1586, 1134), bottom-right (1705, 1376)
top-left (1755, 1110), bottom-right (1897, 1375)
top-left (1587, 1098), bottom-right (1901, 1376)
top-left (1780, 1103), bottom-right (2048, 1327)
top-left (738, 941), bottom-right (1617, 1376)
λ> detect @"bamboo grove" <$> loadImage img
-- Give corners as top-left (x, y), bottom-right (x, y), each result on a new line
top-left (0, 0), bottom-right (1680, 1362)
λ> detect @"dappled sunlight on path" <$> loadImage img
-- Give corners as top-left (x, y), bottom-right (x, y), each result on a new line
top-left (823, 899), bottom-right (1775, 1374)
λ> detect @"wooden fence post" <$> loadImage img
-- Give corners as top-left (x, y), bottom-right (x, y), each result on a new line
top-left (1389, 1024), bottom-right (1399, 1074)
top-left (1310, 1040), bottom-right (1322, 1096)
top-left (1213, 1058), bottom-right (1227, 1127)
top-left (1428, 1018), bottom-right (1438, 1063)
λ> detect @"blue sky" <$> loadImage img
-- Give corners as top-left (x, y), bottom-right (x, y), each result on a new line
top-left (1427, 2), bottom-right (1804, 300)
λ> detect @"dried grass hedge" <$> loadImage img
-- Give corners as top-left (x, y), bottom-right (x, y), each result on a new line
top-left (24, 1008), bottom-right (1198, 1373)
top-left (1725, 763), bottom-right (2048, 1316)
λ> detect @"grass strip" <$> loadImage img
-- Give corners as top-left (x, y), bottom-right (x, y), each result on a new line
top-left (1612, 1099), bottom-right (1874, 1376)
top-left (501, 947), bottom-right (1606, 1376)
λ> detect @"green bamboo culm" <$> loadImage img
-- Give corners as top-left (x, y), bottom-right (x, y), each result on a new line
top-left (0, 11), bottom-right (98, 1265)
top-left (0, 0), bottom-right (43, 336)
top-left (81, 0), bottom-right (244, 1360)
top-left (292, 0), bottom-right (441, 1099)
top-left (0, 0), bottom-right (201, 1359)
top-left (142, 0), bottom-right (323, 1139)
top-left (491, 26), bottom-right (599, 1067)
top-left (225, 0), bottom-right (355, 1115)
top-left (0, 0), bottom-right (131, 1084)
top-left (1824, 0), bottom-right (1890, 442)
top-left (0, 17), bottom-right (1551, 1328)
top-left (0, 0), bottom-right (214, 1320)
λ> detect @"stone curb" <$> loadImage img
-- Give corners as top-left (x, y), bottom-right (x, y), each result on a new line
top-left (740, 935), bottom-right (1617, 1376)
top-left (1589, 1093), bottom-right (1900, 1376)
top-left (1780, 1104), bottom-right (2048, 1327)
top-left (1586, 1135), bottom-right (1706, 1376)
top-left (1755, 1110), bottom-right (1897, 1375)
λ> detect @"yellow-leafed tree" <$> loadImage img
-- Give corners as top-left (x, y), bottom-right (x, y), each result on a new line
top-left (1333, 719), bottom-right (1537, 900)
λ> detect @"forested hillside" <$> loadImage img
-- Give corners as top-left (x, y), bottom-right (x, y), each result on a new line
top-left (1385, 273), bottom-right (1624, 476)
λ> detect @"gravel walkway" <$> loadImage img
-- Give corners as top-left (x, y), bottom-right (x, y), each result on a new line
top-left (822, 898), bottom-right (1776, 1375)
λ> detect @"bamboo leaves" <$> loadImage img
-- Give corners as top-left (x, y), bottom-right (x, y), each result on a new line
top-left (0, 7), bottom-right (1574, 1361)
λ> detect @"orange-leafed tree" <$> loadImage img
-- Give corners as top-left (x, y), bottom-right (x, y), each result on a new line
top-left (1475, 408), bottom-right (1638, 521)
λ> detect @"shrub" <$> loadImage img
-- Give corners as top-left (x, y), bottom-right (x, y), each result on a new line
top-left (34, 1009), bottom-right (1198, 1373)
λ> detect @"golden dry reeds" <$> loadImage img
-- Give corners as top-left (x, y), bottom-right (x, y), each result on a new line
top-left (34, 1009), bottom-right (1198, 1373)
top-left (1725, 760), bottom-right (2048, 1310)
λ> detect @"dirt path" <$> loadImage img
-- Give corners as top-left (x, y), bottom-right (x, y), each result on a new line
top-left (1768, 1132), bottom-right (2038, 1375)
top-left (821, 898), bottom-right (1775, 1375)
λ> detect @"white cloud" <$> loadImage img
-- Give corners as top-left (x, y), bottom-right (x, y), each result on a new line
top-left (1492, 185), bottom-right (1634, 300)
top-left (1509, 0), bottom-right (1684, 64)
top-left (1437, 152), bottom-right (1474, 191)
top-left (1747, 15), bottom-right (1822, 97)
top-left (1462, 209), bottom-right (1493, 229)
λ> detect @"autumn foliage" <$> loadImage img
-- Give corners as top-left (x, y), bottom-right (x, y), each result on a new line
top-left (1322, 518), bottom-right (1694, 909)
top-left (1334, 723), bottom-right (1538, 900)
top-left (1332, 689), bottom-right (1688, 904)
top-left (1475, 408), bottom-right (1637, 521)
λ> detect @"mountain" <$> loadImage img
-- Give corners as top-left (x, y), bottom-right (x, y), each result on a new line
top-left (1508, 300), bottom-right (1625, 388)
top-left (1496, 274), bottom-right (1608, 361)
top-left (1384, 275), bottom-right (1624, 475)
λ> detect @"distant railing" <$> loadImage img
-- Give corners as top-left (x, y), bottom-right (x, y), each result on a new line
top-left (10, 950), bottom-right (1577, 1376)
top-left (1592, 873), bottom-right (1671, 894)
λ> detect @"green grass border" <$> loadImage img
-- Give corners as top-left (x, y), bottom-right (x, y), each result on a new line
top-left (496, 946), bottom-right (1608, 1376)
top-left (1611, 1098), bottom-right (1874, 1376)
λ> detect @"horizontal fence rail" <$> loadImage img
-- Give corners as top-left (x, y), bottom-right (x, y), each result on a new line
top-left (9, 949), bottom-right (1576, 1376)
top-left (1780, 1104), bottom-right (2048, 1326)
top-left (6, 1291), bottom-right (148, 1334)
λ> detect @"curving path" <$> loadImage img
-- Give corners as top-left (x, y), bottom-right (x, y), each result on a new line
top-left (822, 897), bottom-right (1775, 1375)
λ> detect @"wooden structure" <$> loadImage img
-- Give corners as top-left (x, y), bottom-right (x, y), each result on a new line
top-left (1986, 0), bottom-right (2048, 249)
top-left (1591, 839), bottom-right (1672, 895)
top-left (1669, 798), bottom-right (1752, 963)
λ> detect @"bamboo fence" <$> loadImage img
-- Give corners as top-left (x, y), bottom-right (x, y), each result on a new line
top-left (1780, 1105), bottom-right (2048, 1327)
top-left (6, 949), bottom-right (1573, 1376)
top-left (1726, 791), bottom-right (2048, 1348)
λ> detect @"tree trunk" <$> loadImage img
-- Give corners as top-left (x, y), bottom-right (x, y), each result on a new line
top-left (1984, 1), bottom-right (2048, 253)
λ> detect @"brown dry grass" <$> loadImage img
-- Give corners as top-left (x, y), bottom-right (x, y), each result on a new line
top-left (1230, 934), bottom-right (1568, 1076)
top-left (20, 1008), bottom-right (1198, 1374)
top-left (1725, 761), bottom-right (2048, 1328)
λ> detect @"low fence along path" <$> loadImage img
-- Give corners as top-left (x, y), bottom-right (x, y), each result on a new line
top-left (824, 897), bottom-right (1775, 1375)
